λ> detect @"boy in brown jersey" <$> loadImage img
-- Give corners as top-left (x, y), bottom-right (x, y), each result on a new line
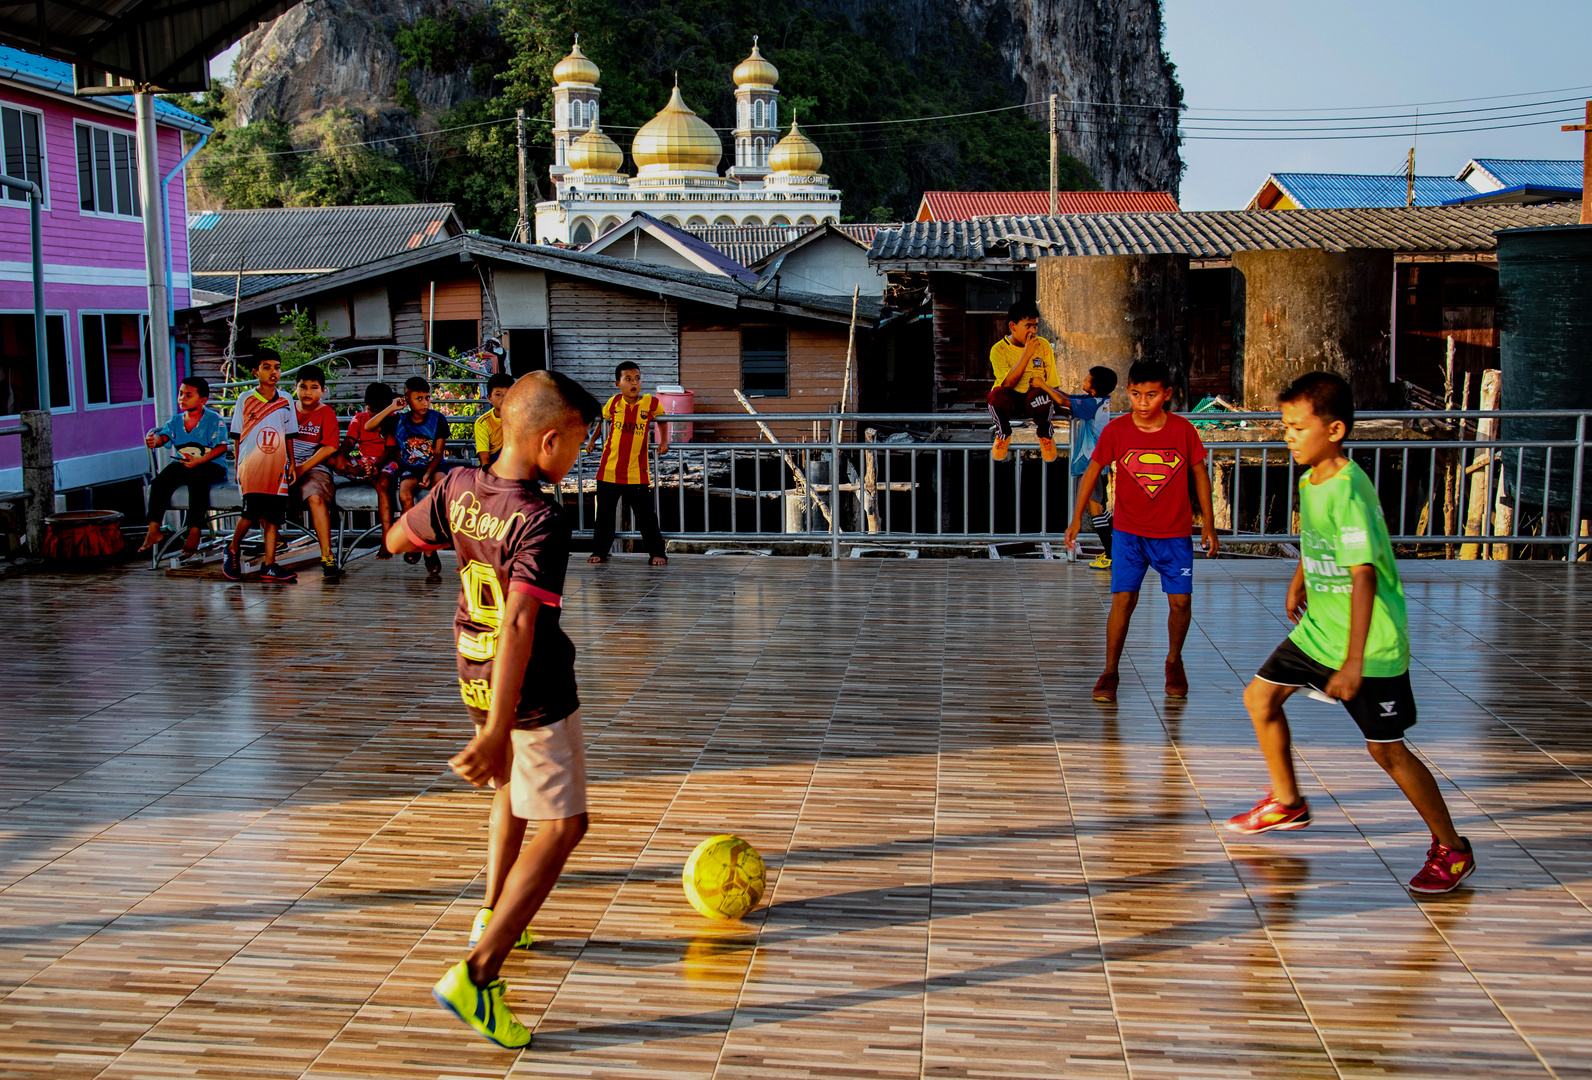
top-left (388, 369), bottom-right (600, 1048)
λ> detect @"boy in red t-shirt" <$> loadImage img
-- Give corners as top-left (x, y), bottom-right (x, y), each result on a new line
top-left (1066, 359), bottom-right (1218, 702)
top-left (289, 364), bottom-right (345, 579)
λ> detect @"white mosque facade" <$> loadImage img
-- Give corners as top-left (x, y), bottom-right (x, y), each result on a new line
top-left (534, 38), bottom-right (842, 247)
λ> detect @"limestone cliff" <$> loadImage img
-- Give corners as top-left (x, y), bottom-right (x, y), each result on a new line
top-left (233, 0), bottom-right (488, 142)
top-left (796, 0), bottom-right (1182, 196)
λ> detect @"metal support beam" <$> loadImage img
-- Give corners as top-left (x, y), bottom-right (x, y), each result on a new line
top-left (0, 175), bottom-right (47, 408)
top-left (135, 91), bottom-right (175, 430)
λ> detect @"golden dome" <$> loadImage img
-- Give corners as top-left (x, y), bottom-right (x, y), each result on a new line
top-left (553, 38), bottom-right (599, 85)
top-left (768, 121), bottom-right (822, 174)
top-left (631, 82), bottom-right (722, 176)
top-left (733, 38), bottom-right (779, 89)
top-left (567, 124), bottom-right (623, 173)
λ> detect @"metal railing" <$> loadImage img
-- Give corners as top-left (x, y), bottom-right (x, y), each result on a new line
top-left (560, 409), bottom-right (1592, 561)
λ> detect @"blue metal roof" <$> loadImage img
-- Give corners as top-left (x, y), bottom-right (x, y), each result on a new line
top-left (0, 45), bottom-right (212, 134)
top-left (1270, 172), bottom-right (1476, 209)
top-left (1464, 159), bottom-right (1582, 191)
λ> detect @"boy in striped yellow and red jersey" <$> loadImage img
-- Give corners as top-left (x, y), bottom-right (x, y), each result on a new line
top-left (583, 362), bottom-right (669, 565)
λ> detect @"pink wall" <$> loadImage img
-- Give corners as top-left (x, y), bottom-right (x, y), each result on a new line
top-left (0, 79), bottom-right (196, 476)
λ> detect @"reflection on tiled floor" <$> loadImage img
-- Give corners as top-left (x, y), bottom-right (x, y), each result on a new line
top-left (1, 555), bottom-right (1589, 1079)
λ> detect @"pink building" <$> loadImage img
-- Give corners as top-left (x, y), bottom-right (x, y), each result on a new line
top-left (0, 45), bottom-right (210, 493)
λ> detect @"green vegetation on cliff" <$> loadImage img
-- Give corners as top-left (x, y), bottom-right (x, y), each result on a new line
top-left (171, 0), bottom-right (1097, 233)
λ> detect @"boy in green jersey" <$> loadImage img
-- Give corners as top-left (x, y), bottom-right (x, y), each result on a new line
top-left (1225, 372), bottom-right (1476, 895)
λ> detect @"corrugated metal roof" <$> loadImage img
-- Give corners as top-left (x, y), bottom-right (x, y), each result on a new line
top-left (917, 191), bottom-right (1180, 219)
top-left (190, 273), bottom-right (316, 300)
top-left (585, 213), bottom-right (760, 283)
top-left (0, 44), bottom-right (211, 133)
top-left (1266, 173), bottom-right (1475, 209)
top-left (688, 223), bottom-right (885, 266)
top-left (866, 203), bottom-right (1585, 264)
top-left (187, 204), bottom-right (464, 276)
top-left (1465, 159), bottom-right (1583, 191)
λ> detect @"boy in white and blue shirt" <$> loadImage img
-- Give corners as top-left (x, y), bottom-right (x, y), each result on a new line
top-left (139, 376), bottom-right (230, 555)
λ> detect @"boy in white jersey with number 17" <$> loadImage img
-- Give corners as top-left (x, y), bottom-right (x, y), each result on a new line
top-left (388, 370), bottom-right (601, 1047)
top-left (1225, 371), bottom-right (1476, 895)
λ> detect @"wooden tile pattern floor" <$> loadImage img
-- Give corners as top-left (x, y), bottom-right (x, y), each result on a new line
top-left (1, 555), bottom-right (1590, 1079)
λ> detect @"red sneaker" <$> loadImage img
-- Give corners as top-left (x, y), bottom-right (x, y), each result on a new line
top-left (1225, 792), bottom-right (1311, 834)
top-left (1091, 672), bottom-right (1119, 703)
top-left (1165, 659), bottom-right (1188, 698)
top-left (1408, 836), bottom-right (1475, 894)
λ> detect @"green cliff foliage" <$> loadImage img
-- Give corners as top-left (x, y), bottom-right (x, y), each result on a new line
top-left (170, 0), bottom-right (1098, 232)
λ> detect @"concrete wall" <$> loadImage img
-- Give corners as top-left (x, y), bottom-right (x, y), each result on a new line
top-left (1036, 253), bottom-right (1187, 411)
top-left (1231, 248), bottom-right (1393, 409)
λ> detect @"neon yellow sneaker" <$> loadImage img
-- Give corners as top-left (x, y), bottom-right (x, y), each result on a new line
top-left (470, 907), bottom-right (535, 950)
top-left (1089, 554), bottom-right (1112, 570)
top-left (432, 960), bottom-right (531, 1048)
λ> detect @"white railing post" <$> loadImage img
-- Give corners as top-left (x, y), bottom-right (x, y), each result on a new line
top-left (1570, 413), bottom-right (1585, 563)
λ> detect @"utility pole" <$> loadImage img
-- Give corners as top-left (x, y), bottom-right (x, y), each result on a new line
top-left (516, 108), bottom-right (529, 243)
top-left (136, 89), bottom-right (174, 430)
top-left (1562, 100), bottom-right (1592, 225)
top-left (1405, 146), bottom-right (1415, 208)
top-left (1049, 92), bottom-right (1059, 216)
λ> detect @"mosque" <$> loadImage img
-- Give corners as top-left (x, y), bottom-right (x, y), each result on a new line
top-left (533, 38), bottom-right (843, 247)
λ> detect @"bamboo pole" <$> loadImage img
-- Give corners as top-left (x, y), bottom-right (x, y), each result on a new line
top-left (1461, 370), bottom-right (1498, 558)
top-left (734, 389), bottom-right (834, 528)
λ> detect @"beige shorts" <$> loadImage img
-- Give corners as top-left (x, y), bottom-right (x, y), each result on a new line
top-left (473, 709), bottom-right (588, 821)
top-left (291, 468), bottom-right (336, 504)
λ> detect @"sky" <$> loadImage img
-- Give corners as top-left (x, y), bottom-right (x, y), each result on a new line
top-left (1160, 0), bottom-right (1592, 209)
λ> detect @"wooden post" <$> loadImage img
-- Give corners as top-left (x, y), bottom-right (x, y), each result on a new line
top-left (838, 284), bottom-right (860, 441)
top-left (21, 409), bottom-right (53, 557)
top-left (1461, 368), bottom-right (1500, 559)
top-left (862, 427), bottom-right (880, 533)
top-left (1049, 93), bottom-right (1058, 216)
top-left (1562, 101), bottom-right (1592, 226)
top-left (1442, 337), bottom-right (1456, 557)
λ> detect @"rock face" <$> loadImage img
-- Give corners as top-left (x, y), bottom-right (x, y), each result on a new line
top-left (233, 0), bottom-right (1181, 195)
top-left (797, 0), bottom-right (1182, 196)
top-left (233, 0), bottom-right (486, 140)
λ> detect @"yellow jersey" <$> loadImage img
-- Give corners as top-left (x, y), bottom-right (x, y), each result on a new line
top-left (989, 335), bottom-right (1057, 394)
top-left (597, 393), bottom-right (666, 485)
top-left (474, 410), bottom-right (503, 461)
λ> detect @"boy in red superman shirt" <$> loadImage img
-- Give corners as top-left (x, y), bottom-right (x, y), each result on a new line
top-left (1066, 359), bottom-right (1218, 703)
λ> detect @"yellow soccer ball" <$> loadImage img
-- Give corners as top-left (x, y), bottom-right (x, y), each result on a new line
top-left (683, 834), bottom-right (766, 921)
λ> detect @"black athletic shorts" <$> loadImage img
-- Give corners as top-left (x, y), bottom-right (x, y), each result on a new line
top-left (1255, 637), bottom-right (1417, 742)
top-left (241, 492), bottom-right (287, 526)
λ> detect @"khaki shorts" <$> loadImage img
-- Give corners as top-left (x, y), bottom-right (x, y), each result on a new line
top-left (472, 709), bottom-right (588, 821)
top-left (291, 468), bottom-right (336, 504)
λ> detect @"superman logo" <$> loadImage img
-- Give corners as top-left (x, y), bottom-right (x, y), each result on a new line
top-left (1122, 449), bottom-right (1185, 498)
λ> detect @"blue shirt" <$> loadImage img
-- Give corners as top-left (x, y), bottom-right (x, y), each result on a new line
top-left (1068, 395), bottom-right (1110, 477)
top-left (394, 410), bottom-right (445, 468)
top-left (155, 408), bottom-right (228, 462)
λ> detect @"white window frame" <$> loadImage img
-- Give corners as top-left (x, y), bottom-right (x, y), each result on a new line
top-left (769, 100), bottom-right (776, 130)
top-left (0, 308), bottom-right (74, 416)
top-left (73, 119), bottom-right (141, 221)
top-left (80, 309), bottom-right (150, 410)
top-left (754, 100), bottom-right (765, 128)
top-left (0, 99), bottom-right (50, 211)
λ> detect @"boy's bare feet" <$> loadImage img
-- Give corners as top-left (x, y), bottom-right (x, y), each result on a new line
top-left (181, 527), bottom-right (202, 554)
top-left (650, 556), bottom-right (667, 566)
top-left (136, 523), bottom-right (164, 553)
top-left (587, 554), bottom-right (608, 564)
top-left (375, 543), bottom-right (393, 559)
top-left (1165, 659), bottom-right (1188, 698)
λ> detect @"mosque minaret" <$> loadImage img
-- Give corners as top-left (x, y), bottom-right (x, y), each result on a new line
top-left (535, 39), bottom-right (842, 246)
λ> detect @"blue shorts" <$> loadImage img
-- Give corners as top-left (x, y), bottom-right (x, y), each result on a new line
top-left (1111, 530), bottom-right (1194, 595)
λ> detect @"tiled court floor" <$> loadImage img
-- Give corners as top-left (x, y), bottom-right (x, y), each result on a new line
top-left (1, 554), bottom-right (1590, 1079)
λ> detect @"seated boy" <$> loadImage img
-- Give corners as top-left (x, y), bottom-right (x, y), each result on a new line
top-left (582, 361), bottom-right (669, 565)
top-left (386, 370), bottom-right (601, 1048)
top-left (1226, 372), bottom-right (1476, 895)
top-left (224, 352), bottom-right (300, 583)
top-left (288, 364), bottom-right (345, 579)
top-left (343, 382), bottom-right (399, 558)
top-left (370, 375), bottom-right (446, 577)
top-left (140, 376), bottom-right (229, 554)
top-left (475, 373), bottom-right (514, 467)
top-left (987, 299), bottom-right (1058, 463)
top-left (1065, 359), bottom-right (1218, 702)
